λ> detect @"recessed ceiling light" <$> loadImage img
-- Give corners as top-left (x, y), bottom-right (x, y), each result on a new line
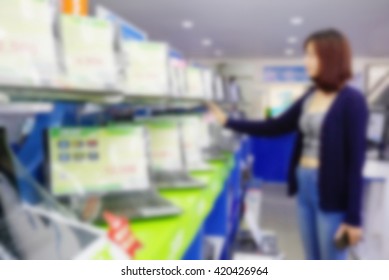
top-left (215, 50), bottom-right (223, 56)
top-left (287, 36), bottom-right (298, 44)
top-left (290, 16), bottom-right (304, 26)
top-left (285, 48), bottom-right (295, 56)
top-left (182, 20), bottom-right (194, 29)
top-left (202, 39), bottom-right (212, 47)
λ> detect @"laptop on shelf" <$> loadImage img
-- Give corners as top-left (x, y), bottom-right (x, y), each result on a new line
top-left (0, 127), bottom-right (128, 260)
top-left (197, 116), bottom-right (229, 161)
top-left (208, 122), bottom-right (240, 152)
top-left (46, 125), bottom-right (181, 222)
top-left (179, 116), bottom-right (213, 172)
top-left (137, 118), bottom-right (205, 190)
top-left (202, 145), bottom-right (227, 161)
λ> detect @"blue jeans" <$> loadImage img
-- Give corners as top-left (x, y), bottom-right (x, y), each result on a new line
top-left (296, 167), bottom-right (347, 260)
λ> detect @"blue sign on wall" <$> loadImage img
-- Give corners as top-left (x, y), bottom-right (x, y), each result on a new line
top-left (120, 24), bottom-right (146, 41)
top-left (263, 66), bottom-right (309, 82)
top-left (169, 49), bottom-right (183, 60)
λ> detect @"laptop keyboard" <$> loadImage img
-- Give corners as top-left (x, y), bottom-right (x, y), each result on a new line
top-left (102, 191), bottom-right (171, 210)
top-left (139, 207), bottom-right (179, 217)
top-left (153, 171), bottom-right (194, 183)
top-left (98, 191), bottom-right (180, 220)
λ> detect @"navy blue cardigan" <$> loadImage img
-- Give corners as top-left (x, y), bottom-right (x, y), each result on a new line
top-left (226, 85), bottom-right (368, 226)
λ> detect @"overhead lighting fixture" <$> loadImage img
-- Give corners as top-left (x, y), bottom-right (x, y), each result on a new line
top-left (290, 16), bottom-right (304, 26)
top-left (285, 48), bottom-right (295, 56)
top-left (182, 20), bottom-right (194, 29)
top-left (287, 36), bottom-right (298, 44)
top-left (202, 38), bottom-right (212, 47)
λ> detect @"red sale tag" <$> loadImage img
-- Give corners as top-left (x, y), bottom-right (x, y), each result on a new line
top-left (103, 211), bottom-right (142, 258)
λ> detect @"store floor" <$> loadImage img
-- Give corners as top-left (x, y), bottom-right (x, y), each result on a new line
top-left (261, 184), bottom-right (304, 260)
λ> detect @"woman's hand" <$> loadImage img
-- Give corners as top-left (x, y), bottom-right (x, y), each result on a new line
top-left (206, 101), bottom-right (228, 126)
top-left (335, 223), bottom-right (363, 246)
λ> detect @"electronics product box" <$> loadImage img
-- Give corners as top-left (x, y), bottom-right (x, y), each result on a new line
top-left (232, 230), bottom-right (283, 260)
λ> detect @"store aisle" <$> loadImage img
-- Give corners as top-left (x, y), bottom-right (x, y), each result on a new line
top-left (261, 184), bottom-right (304, 260)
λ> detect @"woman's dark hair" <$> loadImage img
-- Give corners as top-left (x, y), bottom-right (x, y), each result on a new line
top-left (304, 29), bottom-right (352, 92)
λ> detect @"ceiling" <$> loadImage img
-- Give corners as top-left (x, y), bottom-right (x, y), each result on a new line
top-left (90, 0), bottom-right (389, 59)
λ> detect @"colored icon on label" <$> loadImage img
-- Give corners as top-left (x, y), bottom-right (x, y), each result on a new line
top-left (88, 152), bottom-right (99, 161)
top-left (87, 139), bottom-right (98, 147)
top-left (58, 154), bottom-right (71, 162)
top-left (74, 140), bottom-right (85, 148)
top-left (58, 140), bottom-right (70, 149)
top-left (73, 153), bottom-right (85, 161)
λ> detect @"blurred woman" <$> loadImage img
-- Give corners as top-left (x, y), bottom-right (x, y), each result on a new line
top-left (208, 29), bottom-right (368, 260)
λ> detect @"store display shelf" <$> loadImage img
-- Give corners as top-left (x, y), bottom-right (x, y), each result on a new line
top-left (123, 93), bottom-right (174, 106)
top-left (0, 102), bottom-right (53, 115)
top-left (0, 84), bottom-right (215, 108)
top-left (0, 84), bottom-right (121, 103)
top-left (216, 100), bottom-right (247, 109)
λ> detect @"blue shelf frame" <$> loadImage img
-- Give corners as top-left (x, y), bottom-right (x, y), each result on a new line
top-left (182, 138), bottom-right (253, 260)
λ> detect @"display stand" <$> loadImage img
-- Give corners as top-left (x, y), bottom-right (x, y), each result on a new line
top-left (183, 226), bottom-right (205, 260)
top-left (358, 161), bottom-right (389, 259)
top-left (0, 100), bottom-right (246, 261)
top-left (251, 133), bottom-right (296, 183)
top-left (0, 0), bottom-right (247, 260)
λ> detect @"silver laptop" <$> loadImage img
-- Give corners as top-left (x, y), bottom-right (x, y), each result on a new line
top-left (0, 127), bottom-right (128, 260)
top-left (196, 117), bottom-right (229, 161)
top-left (179, 116), bottom-right (213, 171)
top-left (207, 122), bottom-right (239, 153)
top-left (47, 125), bottom-right (181, 222)
top-left (140, 118), bottom-right (205, 189)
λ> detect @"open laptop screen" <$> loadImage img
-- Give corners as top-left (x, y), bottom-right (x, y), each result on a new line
top-left (47, 126), bottom-right (150, 196)
top-left (140, 119), bottom-right (184, 172)
top-left (180, 116), bottom-right (208, 166)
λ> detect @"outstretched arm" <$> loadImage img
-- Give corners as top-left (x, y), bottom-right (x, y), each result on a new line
top-left (207, 95), bottom-right (307, 137)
